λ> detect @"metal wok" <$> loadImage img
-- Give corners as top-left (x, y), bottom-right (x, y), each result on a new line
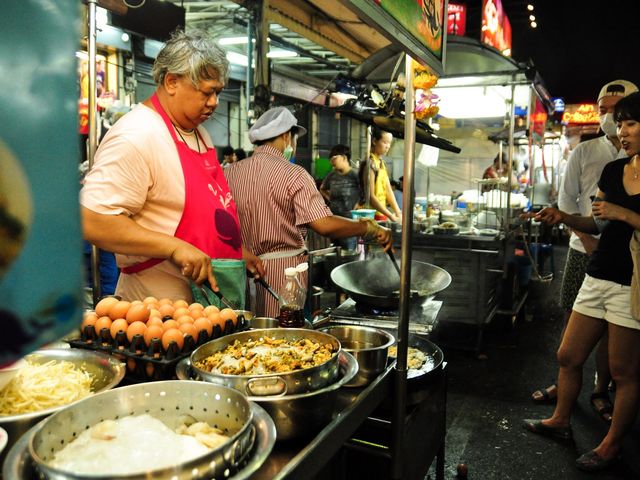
top-left (330, 258), bottom-right (451, 309)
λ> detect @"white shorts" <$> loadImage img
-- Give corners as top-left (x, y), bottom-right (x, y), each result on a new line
top-left (573, 274), bottom-right (639, 330)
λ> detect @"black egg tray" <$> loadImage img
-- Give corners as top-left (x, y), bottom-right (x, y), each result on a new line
top-left (67, 316), bottom-right (248, 382)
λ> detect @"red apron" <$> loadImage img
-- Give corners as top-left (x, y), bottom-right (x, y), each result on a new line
top-left (121, 94), bottom-right (242, 274)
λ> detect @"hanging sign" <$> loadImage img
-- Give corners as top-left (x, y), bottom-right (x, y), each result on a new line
top-left (343, 0), bottom-right (448, 75)
top-left (481, 0), bottom-right (512, 56)
top-left (447, 3), bottom-right (466, 36)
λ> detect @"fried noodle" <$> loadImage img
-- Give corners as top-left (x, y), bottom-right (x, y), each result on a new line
top-left (0, 360), bottom-right (94, 415)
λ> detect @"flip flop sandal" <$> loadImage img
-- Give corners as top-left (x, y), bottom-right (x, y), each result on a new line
top-left (575, 450), bottom-right (619, 472)
top-left (523, 419), bottom-right (573, 441)
top-left (531, 384), bottom-right (557, 404)
top-left (590, 392), bottom-right (613, 423)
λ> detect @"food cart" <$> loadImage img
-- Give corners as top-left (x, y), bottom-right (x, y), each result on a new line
top-left (2, 2), bottom-right (453, 480)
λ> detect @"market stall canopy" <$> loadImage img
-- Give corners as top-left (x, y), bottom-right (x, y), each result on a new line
top-left (352, 36), bottom-right (553, 113)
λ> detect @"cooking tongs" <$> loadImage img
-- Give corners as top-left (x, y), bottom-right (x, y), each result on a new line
top-left (199, 282), bottom-right (237, 310)
top-left (254, 277), bottom-right (282, 303)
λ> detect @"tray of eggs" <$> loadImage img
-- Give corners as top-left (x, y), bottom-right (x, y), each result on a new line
top-left (68, 296), bottom-right (249, 382)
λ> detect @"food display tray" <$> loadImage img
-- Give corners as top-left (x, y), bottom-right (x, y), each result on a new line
top-left (67, 317), bottom-right (249, 382)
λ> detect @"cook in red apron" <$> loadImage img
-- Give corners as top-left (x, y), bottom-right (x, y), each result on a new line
top-left (121, 93), bottom-right (242, 278)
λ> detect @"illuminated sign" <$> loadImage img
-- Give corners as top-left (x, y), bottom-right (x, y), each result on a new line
top-left (562, 103), bottom-right (599, 124)
top-left (552, 97), bottom-right (565, 113)
top-left (448, 3), bottom-right (466, 36)
top-left (347, 0), bottom-right (447, 74)
top-left (481, 0), bottom-right (512, 56)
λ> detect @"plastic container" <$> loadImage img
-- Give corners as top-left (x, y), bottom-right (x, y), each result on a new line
top-left (278, 263), bottom-right (308, 328)
top-left (350, 209), bottom-right (376, 219)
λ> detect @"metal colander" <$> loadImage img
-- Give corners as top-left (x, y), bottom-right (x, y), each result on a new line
top-left (29, 380), bottom-right (255, 480)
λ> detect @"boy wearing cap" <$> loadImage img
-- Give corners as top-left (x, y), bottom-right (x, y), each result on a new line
top-left (531, 80), bottom-right (638, 413)
top-left (225, 106), bottom-right (392, 317)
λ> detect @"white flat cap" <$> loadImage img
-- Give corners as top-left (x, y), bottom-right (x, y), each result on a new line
top-left (598, 80), bottom-right (638, 102)
top-left (248, 107), bottom-right (307, 143)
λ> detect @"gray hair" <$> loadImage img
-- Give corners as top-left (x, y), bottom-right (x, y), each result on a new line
top-left (152, 29), bottom-right (229, 87)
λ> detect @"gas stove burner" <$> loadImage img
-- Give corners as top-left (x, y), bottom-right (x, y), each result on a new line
top-left (355, 302), bottom-right (398, 317)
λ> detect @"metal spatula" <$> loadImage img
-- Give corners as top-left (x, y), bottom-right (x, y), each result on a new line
top-left (255, 277), bottom-right (282, 303)
top-left (200, 283), bottom-right (237, 310)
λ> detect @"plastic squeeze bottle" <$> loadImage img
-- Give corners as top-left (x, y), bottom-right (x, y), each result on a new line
top-left (278, 264), bottom-right (307, 328)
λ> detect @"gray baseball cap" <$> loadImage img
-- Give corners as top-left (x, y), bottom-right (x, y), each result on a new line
top-left (248, 107), bottom-right (307, 143)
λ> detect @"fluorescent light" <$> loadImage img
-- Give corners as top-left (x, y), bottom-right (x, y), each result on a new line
top-left (267, 49), bottom-right (298, 58)
top-left (226, 51), bottom-right (249, 66)
top-left (219, 36), bottom-right (251, 45)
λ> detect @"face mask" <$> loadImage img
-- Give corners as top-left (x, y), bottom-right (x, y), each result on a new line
top-left (283, 144), bottom-right (294, 161)
top-left (599, 113), bottom-right (618, 137)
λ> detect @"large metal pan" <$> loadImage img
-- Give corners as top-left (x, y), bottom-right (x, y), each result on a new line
top-left (330, 258), bottom-right (451, 309)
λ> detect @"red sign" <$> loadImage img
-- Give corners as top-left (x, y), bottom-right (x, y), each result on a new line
top-left (447, 3), bottom-right (466, 36)
top-left (532, 98), bottom-right (547, 138)
top-left (481, 0), bottom-right (512, 56)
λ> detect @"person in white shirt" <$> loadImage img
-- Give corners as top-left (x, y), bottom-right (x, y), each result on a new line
top-left (530, 80), bottom-right (638, 424)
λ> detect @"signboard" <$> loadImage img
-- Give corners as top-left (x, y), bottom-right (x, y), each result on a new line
top-left (447, 3), bottom-right (466, 36)
top-left (562, 103), bottom-right (599, 124)
top-left (481, 0), bottom-right (512, 56)
top-left (552, 97), bottom-right (566, 113)
top-left (342, 0), bottom-right (448, 75)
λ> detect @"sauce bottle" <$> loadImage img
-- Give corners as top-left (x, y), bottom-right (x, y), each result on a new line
top-left (278, 266), bottom-right (306, 328)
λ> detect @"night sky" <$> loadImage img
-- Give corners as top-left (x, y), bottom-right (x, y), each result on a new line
top-left (463, 0), bottom-right (640, 104)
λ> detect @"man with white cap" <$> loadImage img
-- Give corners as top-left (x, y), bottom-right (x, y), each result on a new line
top-left (530, 80), bottom-right (638, 420)
top-left (225, 106), bottom-right (392, 317)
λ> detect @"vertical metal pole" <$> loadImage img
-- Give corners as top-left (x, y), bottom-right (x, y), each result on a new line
top-left (87, 0), bottom-right (102, 306)
top-left (246, 15), bottom-right (253, 124)
top-left (505, 82), bottom-right (516, 229)
top-left (391, 54), bottom-right (415, 480)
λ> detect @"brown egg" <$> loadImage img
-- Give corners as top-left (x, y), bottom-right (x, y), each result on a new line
top-left (142, 296), bottom-right (158, 306)
top-left (109, 301), bottom-right (131, 320)
top-left (130, 300), bottom-right (143, 306)
top-left (144, 324), bottom-right (164, 346)
top-left (178, 322), bottom-right (198, 340)
top-left (94, 316), bottom-right (113, 335)
top-left (173, 299), bottom-right (189, 309)
top-left (189, 309), bottom-right (204, 320)
top-left (219, 308), bottom-right (238, 327)
top-left (203, 305), bottom-right (220, 316)
top-left (162, 319), bottom-right (179, 331)
top-left (157, 298), bottom-right (173, 306)
top-left (172, 307), bottom-right (190, 320)
top-left (110, 318), bottom-right (129, 340)
top-left (193, 317), bottom-right (213, 337)
top-left (126, 321), bottom-right (147, 342)
top-left (188, 302), bottom-right (204, 312)
top-left (148, 308), bottom-right (161, 320)
top-left (80, 312), bottom-right (98, 334)
top-left (126, 303), bottom-right (150, 324)
top-left (95, 297), bottom-right (119, 318)
top-left (147, 317), bottom-right (164, 328)
top-left (176, 315), bottom-right (194, 325)
top-left (161, 328), bottom-right (185, 351)
top-left (208, 312), bottom-right (225, 331)
top-left (158, 304), bottom-right (175, 319)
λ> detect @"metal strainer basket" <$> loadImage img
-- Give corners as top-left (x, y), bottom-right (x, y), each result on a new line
top-left (29, 380), bottom-right (255, 480)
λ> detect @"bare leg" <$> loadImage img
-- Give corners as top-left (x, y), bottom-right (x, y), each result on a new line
top-left (541, 310), bottom-right (607, 428)
top-left (531, 310), bottom-right (570, 402)
top-left (594, 331), bottom-right (611, 393)
top-left (593, 324), bottom-right (640, 460)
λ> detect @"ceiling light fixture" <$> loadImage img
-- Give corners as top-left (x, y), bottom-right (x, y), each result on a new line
top-left (266, 49), bottom-right (298, 58)
top-left (219, 36), bottom-right (252, 45)
top-left (226, 51), bottom-right (249, 66)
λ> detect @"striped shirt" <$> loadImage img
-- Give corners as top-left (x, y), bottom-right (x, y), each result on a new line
top-left (225, 145), bottom-right (331, 316)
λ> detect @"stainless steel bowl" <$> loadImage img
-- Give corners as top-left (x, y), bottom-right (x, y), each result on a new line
top-left (29, 380), bottom-right (255, 480)
top-left (250, 317), bottom-right (313, 329)
top-left (190, 328), bottom-right (341, 396)
top-left (319, 326), bottom-right (395, 387)
top-left (177, 351), bottom-right (358, 440)
top-left (0, 349), bottom-right (125, 468)
top-left (234, 310), bottom-right (255, 322)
